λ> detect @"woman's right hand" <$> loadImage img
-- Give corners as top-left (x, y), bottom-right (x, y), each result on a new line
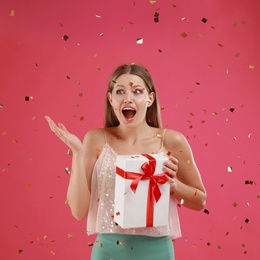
top-left (45, 116), bottom-right (83, 155)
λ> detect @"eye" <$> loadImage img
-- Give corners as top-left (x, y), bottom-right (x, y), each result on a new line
top-left (132, 87), bottom-right (145, 94)
top-left (116, 89), bottom-right (125, 95)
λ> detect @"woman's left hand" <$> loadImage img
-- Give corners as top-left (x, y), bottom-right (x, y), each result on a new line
top-left (163, 155), bottom-right (178, 179)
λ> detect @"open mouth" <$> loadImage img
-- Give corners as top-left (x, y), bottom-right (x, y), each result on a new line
top-left (122, 107), bottom-right (136, 119)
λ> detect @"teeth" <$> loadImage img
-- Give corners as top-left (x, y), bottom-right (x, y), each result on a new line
top-left (123, 108), bottom-right (134, 110)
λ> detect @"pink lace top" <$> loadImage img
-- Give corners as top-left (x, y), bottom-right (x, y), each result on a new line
top-left (86, 130), bottom-right (182, 238)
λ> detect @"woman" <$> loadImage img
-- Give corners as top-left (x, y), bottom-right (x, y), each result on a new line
top-left (45, 63), bottom-right (206, 259)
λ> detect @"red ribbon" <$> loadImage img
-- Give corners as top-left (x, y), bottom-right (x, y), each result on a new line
top-left (116, 154), bottom-right (169, 227)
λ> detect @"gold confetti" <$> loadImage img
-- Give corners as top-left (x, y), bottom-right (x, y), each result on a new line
top-left (156, 134), bottom-right (161, 139)
top-left (25, 96), bottom-right (33, 101)
top-left (201, 18), bottom-right (207, 23)
top-left (2, 131), bottom-right (6, 135)
top-left (235, 53), bottom-right (240, 58)
top-left (181, 32), bottom-right (187, 38)
top-left (44, 235), bottom-right (48, 240)
top-left (116, 211), bottom-right (120, 216)
top-left (18, 249), bottom-right (23, 254)
top-left (63, 35), bottom-right (69, 41)
top-left (180, 199), bottom-right (184, 205)
top-left (249, 65), bottom-right (255, 69)
top-left (67, 149), bottom-right (72, 155)
top-left (227, 166), bottom-right (232, 172)
top-left (88, 242), bottom-right (94, 246)
top-left (129, 82), bottom-right (133, 86)
top-left (149, 0), bottom-right (156, 4)
top-left (50, 250), bottom-right (56, 255)
top-left (233, 202), bottom-right (237, 207)
top-left (10, 10), bottom-right (15, 16)
top-left (65, 167), bottom-right (71, 174)
top-left (0, 103), bottom-right (3, 108)
top-left (136, 38), bottom-right (143, 44)
top-left (68, 234), bottom-right (73, 238)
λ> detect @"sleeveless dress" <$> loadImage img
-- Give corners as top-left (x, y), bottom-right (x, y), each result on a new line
top-left (87, 129), bottom-right (182, 260)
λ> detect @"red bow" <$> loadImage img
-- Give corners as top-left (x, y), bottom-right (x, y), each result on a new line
top-left (116, 154), bottom-right (169, 227)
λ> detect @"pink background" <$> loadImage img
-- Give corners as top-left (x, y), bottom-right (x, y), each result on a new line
top-left (0, 0), bottom-right (259, 259)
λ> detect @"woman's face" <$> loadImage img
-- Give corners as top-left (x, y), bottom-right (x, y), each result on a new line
top-left (108, 74), bottom-right (154, 127)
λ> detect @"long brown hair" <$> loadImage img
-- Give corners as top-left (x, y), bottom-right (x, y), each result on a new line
top-left (104, 63), bottom-right (162, 128)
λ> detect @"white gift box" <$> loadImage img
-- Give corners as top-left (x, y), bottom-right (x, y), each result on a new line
top-left (114, 154), bottom-right (170, 229)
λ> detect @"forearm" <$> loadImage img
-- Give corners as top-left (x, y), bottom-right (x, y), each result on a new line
top-left (170, 179), bottom-right (206, 211)
top-left (67, 151), bottom-right (90, 220)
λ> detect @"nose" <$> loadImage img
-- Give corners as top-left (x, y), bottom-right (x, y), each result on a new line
top-left (123, 91), bottom-right (133, 103)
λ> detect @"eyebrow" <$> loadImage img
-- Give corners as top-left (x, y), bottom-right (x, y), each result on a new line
top-left (114, 84), bottom-right (144, 89)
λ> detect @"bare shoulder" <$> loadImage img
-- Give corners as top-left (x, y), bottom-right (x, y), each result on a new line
top-left (164, 129), bottom-right (188, 147)
top-left (83, 128), bottom-right (105, 151)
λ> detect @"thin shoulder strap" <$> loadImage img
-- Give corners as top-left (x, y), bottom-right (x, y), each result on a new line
top-left (102, 128), bottom-right (107, 144)
top-left (160, 128), bottom-right (167, 150)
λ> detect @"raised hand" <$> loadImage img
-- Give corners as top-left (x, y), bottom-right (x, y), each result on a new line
top-left (45, 116), bottom-right (83, 154)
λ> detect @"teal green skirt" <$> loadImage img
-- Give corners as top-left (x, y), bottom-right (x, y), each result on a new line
top-left (91, 233), bottom-right (174, 260)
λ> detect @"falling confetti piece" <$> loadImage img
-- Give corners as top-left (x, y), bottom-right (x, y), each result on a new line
top-left (88, 242), bottom-right (94, 246)
top-left (50, 250), bottom-right (56, 255)
top-left (2, 131), bottom-right (7, 135)
top-left (245, 218), bottom-right (249, 223)
top-left (67, 149), bottom-right (72, 155)
top-left (181, 32), bottom-right (187, 38)
top-left (201, 17), bottom-right (207, 23)
top-left (233, 202), bottom-right (238, 207)
top-left (136, 38), bottom-right (143, 44)
top-left (44, 235), bottom-right (48, 240)
top-left (96, 14), bottom-right (101, 18)
top-left (79, 92), bottom-right (83, 97)
top-left (80, 116), bottom-right (84, 121)
top-left (218, 43), bottom-right (223, 47)
top-left (25, 96), bottom-right (33, 101)
top-left (18, 249), bottom-right (23, 254)
top-left (235, 53), bottom-right (240, 58)
top-left (154, 12), bottom-right (159, 23)
top-left (100, 33), bottom-right (104, 36)
top-left (68, 234), bottom-right (73, 238)
top-left (0, 103), bottom-right (3, 108)
top-left (150, 0), bottom-right (156, 4)
top-left (229, 107), bottom-right (235, 112)
top-left (249, 65), bottom-right (255, 69)
top-left (172, 3), bottom-right (177, 7)
top-left (65, 168), bottom-right (71, 174)
top-left (204, 209), bottom-right (209, 214)
top-left (63, 35), bottom-right (69, 41)
top-left (195, 82), bottom-right (200, 86)
top-left (116, 211), bottom-right (120, 216)
top-left (245, 180), bottom-right (254, 185)
top-left (227, 166), bottom-right (232, 172)
top-left (156, 134), bottom-right (161, 139)
top-left (180, 199), bottom-right (184, 205)
top-left (10, 10), bottom-right (15, 16)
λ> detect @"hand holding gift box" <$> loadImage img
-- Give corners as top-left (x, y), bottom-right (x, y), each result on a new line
top-left (114, 154), bottom-right (170, 229)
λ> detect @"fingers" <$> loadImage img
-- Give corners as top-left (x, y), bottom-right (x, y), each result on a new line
top-left (164, 155), bottom-right (178, 178)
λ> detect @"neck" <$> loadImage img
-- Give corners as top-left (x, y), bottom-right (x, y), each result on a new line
top-left (115, 123), bottom-right (154, 143)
